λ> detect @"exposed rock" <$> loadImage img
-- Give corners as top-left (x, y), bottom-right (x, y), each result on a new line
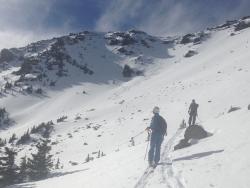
top-left (122, 64), bottom-right (143, 78)
top-left (13, 57), bottom-right (38, 75)
top-left (69, 161), bottom-right (78, 166)
top-left (228, 106), bottom-right (241, 113)
top-left (119, 100), bottom-right (125, 104)
top-left (105, 32), bottom-right (137, 46)
top-left (129, 30), bottom-right (146, 35)
top-left (174, 125), bottom-right (210, 150)
top-left (0, 49), bottom-right (15, 63)
top-left (180, 32), bottom-right (210, 45)
top-left (184, 50), bottom-right (198, 58)
top-left (117, 47), bottom-right (134, 55)
top-left (141, 40), bottom-right (150, 48)
top-left (213, 20), bottom-right (238, 30)
top-left (184, 125), bottom-right (208, 140)
top-left (162, 40), bottom-right (174, 44)
top-left (134, 55), bottom-right (153, 65)
top-left (122, 65), bottom-right (134, 77)
top-left (235, 18), bottom-right (250, 31)
top-left (180, 34), bottom-right (195, 44)
top-left (248, 104), bottom-right (250, 110)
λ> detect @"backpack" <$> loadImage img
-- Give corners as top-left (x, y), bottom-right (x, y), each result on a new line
top-left (153, 115), bottom-right (167, 135)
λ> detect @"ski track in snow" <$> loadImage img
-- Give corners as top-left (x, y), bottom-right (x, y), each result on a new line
top-left (134, 128), bottom-right (186, 188)
top-left (160, 129), bottom-right (186, 188)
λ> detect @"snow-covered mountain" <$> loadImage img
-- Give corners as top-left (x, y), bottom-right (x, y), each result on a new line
top-left (1, 16), bottom-right (250, 188)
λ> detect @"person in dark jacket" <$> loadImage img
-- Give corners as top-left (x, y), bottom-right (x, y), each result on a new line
top-left (146, 106), bottom-right (167, 167)
top-left (188, 99), bottom-right (199, 126)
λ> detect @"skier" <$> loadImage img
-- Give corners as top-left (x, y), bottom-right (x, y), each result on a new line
top-left (146, 106), bottom-right (167, 167)
top-left (188, 99), bottom-right (199, 126)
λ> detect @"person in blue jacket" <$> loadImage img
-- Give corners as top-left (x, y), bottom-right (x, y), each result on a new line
top-left (146, 106), bottom-right (167, 167)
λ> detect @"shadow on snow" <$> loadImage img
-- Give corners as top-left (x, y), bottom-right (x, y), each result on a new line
top-left (173, 149), bottom-right (224, 162)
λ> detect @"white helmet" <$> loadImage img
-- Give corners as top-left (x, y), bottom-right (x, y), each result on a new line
top-left (153, 106), bottom-right (160, 114)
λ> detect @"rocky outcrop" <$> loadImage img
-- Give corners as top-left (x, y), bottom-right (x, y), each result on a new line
top-left (228, 106), bottom-right (241, 113)
top-left (174, 125), bottom-right (209, 150)
top-left (0, 49), bottom-right (15, 63)
top-left (184, 125), bottom-right (208, 140)
top-left (180, 32), bottom-right (210, 45)
top-left (122, 65), bottom-right (143, 78)
top-left (235, 17), bottom-right (250, 31)
top-left (105, 32), bottom-right (137, 46)
top-left (184, 50), bottom-right (198, 57)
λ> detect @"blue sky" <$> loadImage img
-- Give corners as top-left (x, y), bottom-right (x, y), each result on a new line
top-left (0, 0), bottom-right (250, 49)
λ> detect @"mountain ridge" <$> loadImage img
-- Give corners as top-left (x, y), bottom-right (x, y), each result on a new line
top-left (0, 15), bottom-right (250, 188)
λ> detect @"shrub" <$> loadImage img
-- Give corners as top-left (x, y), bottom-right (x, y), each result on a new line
top-left (57, 116), bottom-right (67, 123)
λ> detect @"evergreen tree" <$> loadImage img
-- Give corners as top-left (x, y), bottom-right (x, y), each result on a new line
top-left (0, 147), bottom-right (18, 186)
top-left (17, 129), bottom-right (31, 145)
top-left (0, 108), bottom-right (10, 128)
top-left (55, 158), bottom-right (61, 170)
top-left (4, 82), bottom-right (12, 90)
top-left (27, 140), bottom-right (53, 181)
top-left (19, 156), bottom-right (28, 183)
top-left (85, 154), bottom-right (90, 163)
top-left (101, 152), bottom-right (105, 157)
top-left (0, 138), bottom-right (6, 147)
top-left (9, 133), bottom-right (17, 144)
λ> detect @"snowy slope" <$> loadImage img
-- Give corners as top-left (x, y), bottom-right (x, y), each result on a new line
top-left (1, 17), bottom-right (250, 188)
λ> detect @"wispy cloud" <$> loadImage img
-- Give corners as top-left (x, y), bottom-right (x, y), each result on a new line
top-left (95, 0), bottom-right (145, 32)
top-left (0, 0), bottom-right (71, 49)
top-left (95, 0), bottom-right (250, 36)
top-left (0, 0), bottom-right (250, 50)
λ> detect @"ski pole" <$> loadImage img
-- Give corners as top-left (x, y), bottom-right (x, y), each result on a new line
top-left (197, 115), bottom-right (202, 123)
top-left (144, 132), bottom-right (151, 160)
top-left (133, 130), bottom-right (145, 138)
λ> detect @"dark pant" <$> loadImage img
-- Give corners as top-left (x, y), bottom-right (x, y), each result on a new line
top-left (189, 113), bottom-right (197, 126)
top-left (148, 133), bottom-right (164, 164)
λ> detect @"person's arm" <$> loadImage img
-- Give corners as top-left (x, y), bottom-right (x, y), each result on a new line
top-left (164, 120), bottom-right (167, 136)
top-left (146, 117), bottom-right (154, 131)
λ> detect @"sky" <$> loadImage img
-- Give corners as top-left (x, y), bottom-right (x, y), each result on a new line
top-left (0, 0), bottom-right (250, 50)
